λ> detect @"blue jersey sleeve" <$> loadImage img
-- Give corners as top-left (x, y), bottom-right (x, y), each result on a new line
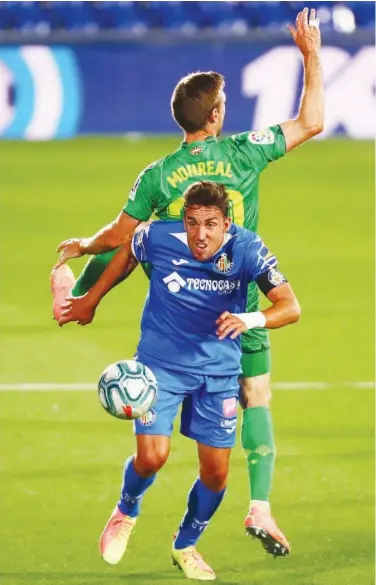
top-left (244, 235), bottom-right (278, 282)
top-left (131, 223), bottom-right (154, 263)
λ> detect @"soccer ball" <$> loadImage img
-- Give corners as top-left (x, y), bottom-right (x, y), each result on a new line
top-left (98, 360), bottom-right (158, 420)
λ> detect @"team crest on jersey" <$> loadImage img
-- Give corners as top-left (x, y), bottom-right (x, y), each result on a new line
top-left (248, 129), bottom-right (275, 145)
top-left (138, 409), bottom-right (156, 426)
top-left (214, 253), bottom-right (233, 273)
top-left (267, 268), bottom-right (286, 287)
top-left (190, 146), bottom-right (203, 155)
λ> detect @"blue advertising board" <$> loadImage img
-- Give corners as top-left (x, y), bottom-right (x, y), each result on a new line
top-left (0, 41), bottom-right (374, 139)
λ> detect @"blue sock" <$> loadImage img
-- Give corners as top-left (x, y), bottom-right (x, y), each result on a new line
top-left (118, 456), bottom-right (156, 518)
top-left (174, 478), bottom-right (226, 549)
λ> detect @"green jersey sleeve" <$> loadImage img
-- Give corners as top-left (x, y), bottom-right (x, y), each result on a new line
top-left (231, 125), bottom-right (286, 173)
top-left (123, 162), bottom-right (159, 222)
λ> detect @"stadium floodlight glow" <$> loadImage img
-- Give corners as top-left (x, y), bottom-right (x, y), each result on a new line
top-left (333, 5), bottom-right (356, 34)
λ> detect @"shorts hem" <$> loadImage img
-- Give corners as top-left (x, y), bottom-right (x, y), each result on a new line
top-left (180, 428), bottom-right (236, 449)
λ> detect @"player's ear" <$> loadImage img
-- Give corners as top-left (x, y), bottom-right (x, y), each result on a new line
top-left (208, 107), bottom-right (218, 125)
top-left (224, 216), bottom-right (232, 232)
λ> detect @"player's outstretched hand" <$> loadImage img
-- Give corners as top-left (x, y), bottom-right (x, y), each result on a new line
top-left (287, 7), bottom-right (321, 55)
top-left (216, 311), bottom-right (247, 341)
top-left (58, 294), bottom-right (96, 327)
top-left (54, 238), bottom-right (85, 270)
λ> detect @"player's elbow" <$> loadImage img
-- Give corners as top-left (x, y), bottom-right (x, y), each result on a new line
top-left (289, 299), bottom-right (301, 324)
top-left (308, 122), bottom-right (324, 137)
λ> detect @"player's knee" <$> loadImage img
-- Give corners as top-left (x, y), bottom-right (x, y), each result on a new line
top-left (200, 466), bottom-right (228, 492)
top-left (240, 373), bottom-right (271, 408)
top-left (136, 444), bottom-right (169, 475)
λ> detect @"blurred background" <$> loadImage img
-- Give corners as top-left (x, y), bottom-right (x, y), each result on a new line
top-left (1, 3), bottom-right (374, 585)
top-left (0, 0), bottom-right (375, 137)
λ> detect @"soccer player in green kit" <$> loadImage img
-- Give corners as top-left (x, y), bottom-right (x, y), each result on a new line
top-left (52, 7), bottom-right (323, 557)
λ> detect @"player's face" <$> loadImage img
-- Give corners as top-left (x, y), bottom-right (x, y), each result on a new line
top-left (184, 205), bottom-right (231, 261)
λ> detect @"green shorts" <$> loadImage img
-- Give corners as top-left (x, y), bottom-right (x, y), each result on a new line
top-left (240, 283), bottom-right (271, 378)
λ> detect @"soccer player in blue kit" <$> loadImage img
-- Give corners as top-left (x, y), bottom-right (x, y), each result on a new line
top-left (60, 182), bottom-right (300, 581)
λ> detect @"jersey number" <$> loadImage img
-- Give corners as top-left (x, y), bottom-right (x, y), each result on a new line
top-left (168, 189), bottom-right (245, 225)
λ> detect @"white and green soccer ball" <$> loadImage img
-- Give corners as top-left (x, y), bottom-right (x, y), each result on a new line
top-left (98, 360), bottom-right (158, 420)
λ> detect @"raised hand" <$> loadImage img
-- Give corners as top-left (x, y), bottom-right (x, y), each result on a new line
top-left (287, 7), bottom-right (321, 55)
top-left (54, 238), bottom-right (85, 270)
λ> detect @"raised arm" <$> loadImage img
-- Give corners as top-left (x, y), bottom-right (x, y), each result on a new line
top-left (54, 162), bottom-right (157, 269)
top-left (58, 237), bottom-right (138, 326)
top-left (280, 7), bottom-right (324, 152)
top-left (54, 211), bottom-right (141, 270)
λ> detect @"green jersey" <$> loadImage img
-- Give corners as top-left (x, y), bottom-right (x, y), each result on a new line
top-left (123, 125), bottom-right (286, 354)
top-left (124, 125), bottom-right (286, 233)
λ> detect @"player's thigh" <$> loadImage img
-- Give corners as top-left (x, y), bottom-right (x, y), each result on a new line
top-left (134, 362), bottom-right (199, 438)
top-left (197, 442), bottom-right (232, 491)
top-left (240, 327), bottom-right (271, 408)
top-left (134, 366), bottom-right (184, 438)
top-left (239, 371), bottom-right (271, 408)
top-left (181, 376), bottom-right (239, 449)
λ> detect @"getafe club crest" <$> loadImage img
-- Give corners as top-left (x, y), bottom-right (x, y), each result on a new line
top-left (214, 253), bottom-right (233, 273)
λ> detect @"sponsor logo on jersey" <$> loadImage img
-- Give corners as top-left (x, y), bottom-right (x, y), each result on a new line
top-left (214, 253), bottom-right (234, 274)
top-left (163, 271), bottom-right (240, 295)
top-left (138, 409), bottom-right (156, 427)
top-left (163, 271), bottom-right (187, 293)
top-left (267, 268), bottom-right (286, 287)
top-left (223, 397), bottom-right (238, 417)
top-left (189, 146), bottom-right (203, 155)
top-left (248, 129), bottom-right (275, 145)
top-left (172, 259), bottom-right (189, 266)
top-left (186, 277), bottom-right (240, 295)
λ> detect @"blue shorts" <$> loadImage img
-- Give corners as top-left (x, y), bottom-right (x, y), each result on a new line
top-left (134, 361), bottom-right (240, 448)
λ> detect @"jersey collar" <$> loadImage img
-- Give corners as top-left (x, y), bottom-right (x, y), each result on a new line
top-left (180, 136), bottom-right (217, 148)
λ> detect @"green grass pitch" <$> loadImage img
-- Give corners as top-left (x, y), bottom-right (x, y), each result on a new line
top-left (0, 137), bottom-right (374, 585)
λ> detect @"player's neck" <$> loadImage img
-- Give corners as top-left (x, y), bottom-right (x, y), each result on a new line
top-left (184, 129), bottom-right (216, 144)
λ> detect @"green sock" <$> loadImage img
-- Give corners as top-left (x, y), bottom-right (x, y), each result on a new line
top-left (241, 406), bottom-right (275, 502)
top-left (71, 250), bottom-right (118, 297)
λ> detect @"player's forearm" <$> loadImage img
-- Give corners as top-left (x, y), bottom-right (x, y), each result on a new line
top-left (80, 222), bottom-right (127, 255)
top-left (86, 244), bottom-right (137, 306)
top-left (261, 298), bottom-right (301, 329)
top-left (297, 50), bottom-right (324, 136)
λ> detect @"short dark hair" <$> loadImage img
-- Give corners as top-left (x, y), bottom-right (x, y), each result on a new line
top-left (183, 181), bottom-right (230, 217)
top-left (171, 71), bottom-right (225, 133)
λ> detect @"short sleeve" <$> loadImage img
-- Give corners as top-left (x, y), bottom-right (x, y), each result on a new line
top-left (231, 125), bottom-right (286, 173)
top-left (123, 162), bottom-right (159, 222)
top-left (131, 224), bottom-right (154, 264)
top-left (243, 235), bottom-right (278, 283)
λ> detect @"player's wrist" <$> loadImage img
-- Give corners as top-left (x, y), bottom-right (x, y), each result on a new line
top-left (232, 311), bottom-right (266, 330)
top-left (79, 238), bottom-right (91, 254)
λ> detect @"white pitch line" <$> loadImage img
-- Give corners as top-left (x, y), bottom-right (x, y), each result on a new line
top-left (0, 382), bottom-right (373, 391)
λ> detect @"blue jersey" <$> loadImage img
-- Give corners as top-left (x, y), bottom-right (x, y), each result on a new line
top-left (132, 221), bottom-right (278, 377)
